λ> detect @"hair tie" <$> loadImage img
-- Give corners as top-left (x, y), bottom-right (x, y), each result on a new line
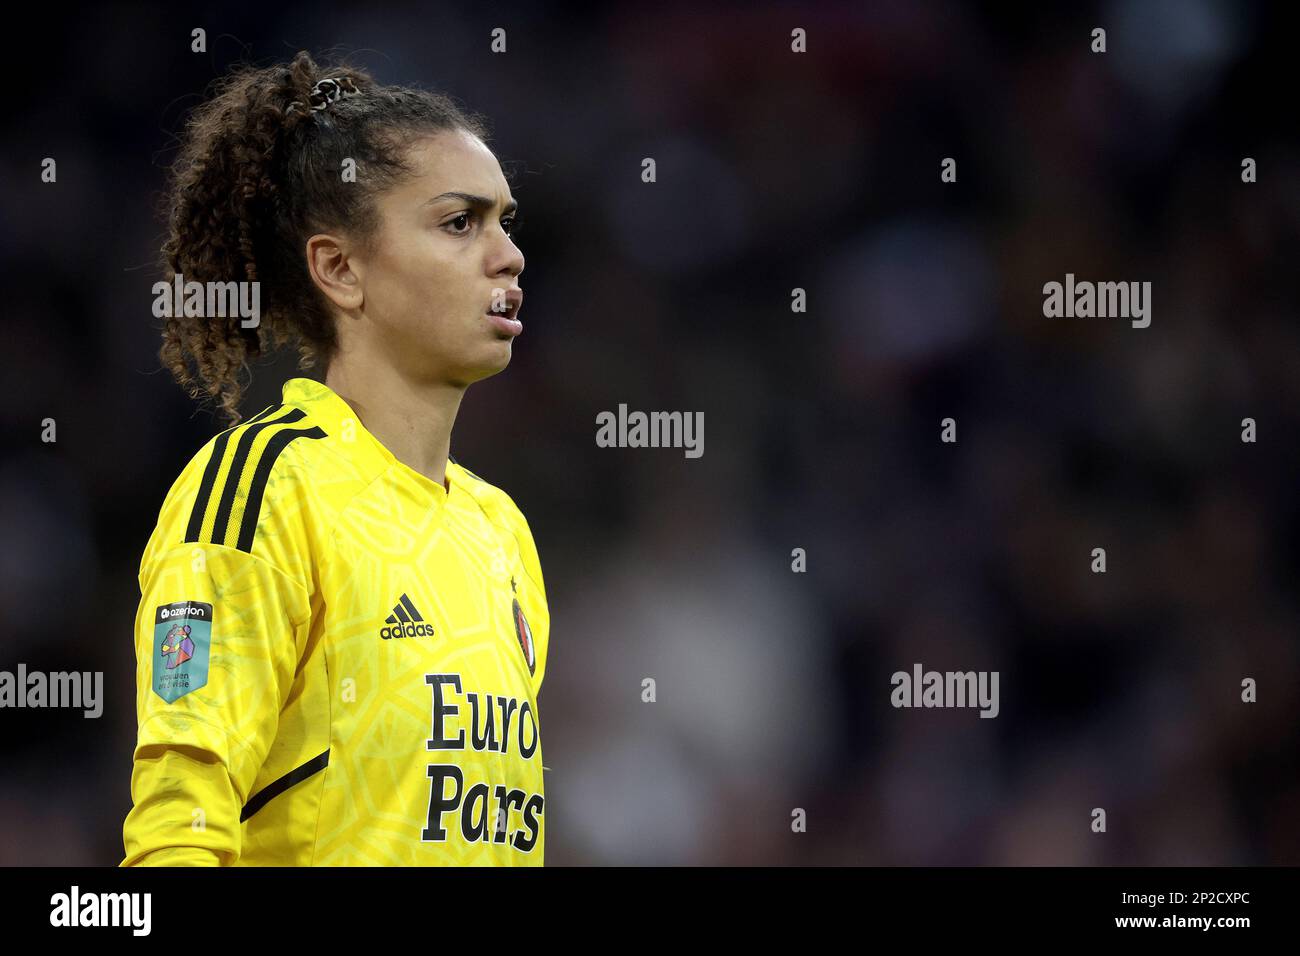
top-left (308, 76), bottom-right (358, 112)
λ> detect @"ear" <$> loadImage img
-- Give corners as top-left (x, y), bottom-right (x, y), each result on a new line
top-left (305, 233), bottom-right (364, 311)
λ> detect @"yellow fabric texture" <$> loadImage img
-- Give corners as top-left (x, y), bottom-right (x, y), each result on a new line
top-left (121, 378), bottom-right (548, 865)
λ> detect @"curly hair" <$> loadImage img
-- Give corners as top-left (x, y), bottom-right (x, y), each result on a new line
top-left (157, 50), bottom-right (491, 424)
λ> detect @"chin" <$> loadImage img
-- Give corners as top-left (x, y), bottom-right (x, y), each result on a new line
top-left (458, 343), bottom-right (513, 384)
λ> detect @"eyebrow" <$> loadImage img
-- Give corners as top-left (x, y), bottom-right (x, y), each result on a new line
top-left (424, 191), bottom-right (518, 216)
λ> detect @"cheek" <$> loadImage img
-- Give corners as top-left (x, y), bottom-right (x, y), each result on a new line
top-left (372, 244), bottom-right (479, 336)
top-left (375, 238), bottom-right (453, 305)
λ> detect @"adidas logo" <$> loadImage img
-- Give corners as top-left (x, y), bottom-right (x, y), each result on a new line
top-left (380, 594), bottom-right (435, 639)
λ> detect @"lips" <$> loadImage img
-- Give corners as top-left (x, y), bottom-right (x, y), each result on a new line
top-left (484, 287), bottom-right (524, 337)
top-left (486, 288), bottom-right (523, 321)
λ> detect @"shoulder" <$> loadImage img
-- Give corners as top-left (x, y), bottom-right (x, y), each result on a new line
top-left (451, 461), bottom-right (544, 571)
top-left (453, 461), bottom-right (550, 687)
top-left (143, 403), bottom-right (344, 576)
top-left (451, 459), bottom-right (532, 534)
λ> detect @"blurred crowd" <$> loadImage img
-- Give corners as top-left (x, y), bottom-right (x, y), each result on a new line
top-left (1, 0), bottom-right (1296, 864)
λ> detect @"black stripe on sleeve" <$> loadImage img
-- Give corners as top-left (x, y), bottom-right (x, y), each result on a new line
top-left (184, 404), bottom-right (286, 543)
top-left (243, 404), bottom-right (282, 426)
top-left (185, 429), bottom-right (235, 543)
top-left (208, 408), bottom-right (307, 547)
top-left (240, 748), bottom-right (330, 823)
top-left (234, 424), bottom-right (327, 553)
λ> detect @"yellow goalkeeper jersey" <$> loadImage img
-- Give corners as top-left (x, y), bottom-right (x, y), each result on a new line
top-left (121, 377), bottom-right (549, 866)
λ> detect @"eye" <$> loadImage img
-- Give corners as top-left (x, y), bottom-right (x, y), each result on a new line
top-left (445, 212), bottom-right (475, 234)
top-left (443, 211), bottom-right (522, 238)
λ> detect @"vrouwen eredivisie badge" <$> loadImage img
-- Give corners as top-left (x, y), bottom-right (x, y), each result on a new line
top-left (152, 601), bottom-right (213, 702)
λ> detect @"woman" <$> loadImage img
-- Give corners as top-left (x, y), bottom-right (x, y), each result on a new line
top-left (121, 51), bottom-right (548, 866)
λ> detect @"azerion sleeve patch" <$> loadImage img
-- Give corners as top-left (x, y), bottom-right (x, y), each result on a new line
top-left (152, 601), bottom-right (213, 702)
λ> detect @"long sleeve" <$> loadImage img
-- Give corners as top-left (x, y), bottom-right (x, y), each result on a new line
top-left (121, 542), bottom-right (310, 866)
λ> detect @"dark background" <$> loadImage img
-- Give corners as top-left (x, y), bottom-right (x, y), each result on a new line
top-left (1, 0), bottom-right (1297, 864)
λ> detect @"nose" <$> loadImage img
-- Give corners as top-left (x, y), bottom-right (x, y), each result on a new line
top-left (491, 225), bottom-right (524, 280)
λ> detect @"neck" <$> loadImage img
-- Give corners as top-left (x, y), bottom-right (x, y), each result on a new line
top-left (324, 359), bottom-right (465, 490)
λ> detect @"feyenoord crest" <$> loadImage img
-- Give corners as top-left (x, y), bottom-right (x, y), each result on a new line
top-left (512, 598), bottom-right (535, 676)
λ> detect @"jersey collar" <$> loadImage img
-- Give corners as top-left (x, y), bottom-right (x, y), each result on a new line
top-left (279, 377), bottom-right (458, 498)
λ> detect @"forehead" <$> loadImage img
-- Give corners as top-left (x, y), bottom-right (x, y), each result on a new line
top-left (392, 129), bottom-right (511, 200)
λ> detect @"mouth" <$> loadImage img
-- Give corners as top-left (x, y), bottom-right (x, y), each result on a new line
top-left (485, 288), bottom-right (524, 336)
